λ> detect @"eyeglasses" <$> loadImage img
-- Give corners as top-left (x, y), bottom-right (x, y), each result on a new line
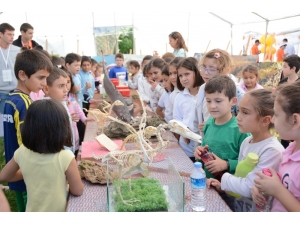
top-left (199, 66), bottom-right (219, 75)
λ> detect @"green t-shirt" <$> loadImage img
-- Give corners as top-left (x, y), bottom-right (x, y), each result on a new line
top-left (200, 116), bottom-right (250, 178)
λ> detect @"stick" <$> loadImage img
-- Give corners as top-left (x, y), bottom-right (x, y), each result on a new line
top-left (226, 41), bottom-right (231, 51)
top-left (204, 40), bottom-right (211, 53)
top-left (245, 36), bottom-right (251, 55)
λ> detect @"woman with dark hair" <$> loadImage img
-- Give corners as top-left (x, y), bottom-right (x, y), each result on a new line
top-left (169, 31), bottom-right (188, 57)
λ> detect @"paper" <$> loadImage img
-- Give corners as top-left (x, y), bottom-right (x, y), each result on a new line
top-left (2, 69), bottom-right (12, 82)
top-left (81, 139), bottom-right (125, 159)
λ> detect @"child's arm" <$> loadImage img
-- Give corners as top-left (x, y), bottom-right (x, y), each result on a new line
top-left (254, 168), bottom-right (300, 212)
top-left (0, 188), bottom-right (10, 212)
top-left (0, 158), bottom-right (23, 182)
top-left (156, 106), bottom-right (165, 119)
top-left (207, 178), bottom-right (222, 192)
top-left (138, 77), bottom-right (150, 103)
top-left (65, 158), bottom-right (84, 196)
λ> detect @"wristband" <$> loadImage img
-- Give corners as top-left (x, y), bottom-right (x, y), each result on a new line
top-left (225, 159), bottom-right (230, 172)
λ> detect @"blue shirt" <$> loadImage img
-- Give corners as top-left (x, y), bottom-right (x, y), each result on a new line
top-left (79, 69), bottom-right (95, 102)
top-left (3, 90), bottom-right (32, 191)
top-left (108, 66), bottom-right (128, 81)
top-left (72, 73), bottom-right (83, 108)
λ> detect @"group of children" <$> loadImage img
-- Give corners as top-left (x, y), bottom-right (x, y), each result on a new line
top-left (1, 35), bottom-right (300, 212)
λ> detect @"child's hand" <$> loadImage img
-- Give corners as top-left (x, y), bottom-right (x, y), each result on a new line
top-left (207, 178), bottom-right (222, 192)
top-left (198, 122), bottom-right (206, 132)
top-left (89, 99), bottom-right (96, 103)
top-left (183, 137), bottom-right (190, 145)
top-left (84, 117), bottom-right (95, 126)
top-left (85, 82), bottom-right (92, 89)
top-left (73, 85), bottom-right (80, 93)
top-left (251, 186), bottom-right (267, 206)
top-left (254, 168), bottom-right (281, 197)
top-left (194, 145), bottom-right (208, 159)
top-left (71, 113), bottom-right (80, 122)
top-left (205, 153), bottom-right (227, 174)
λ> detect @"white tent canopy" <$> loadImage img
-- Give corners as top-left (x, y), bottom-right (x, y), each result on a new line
top-left (1, 12), bottom-right (300, 57)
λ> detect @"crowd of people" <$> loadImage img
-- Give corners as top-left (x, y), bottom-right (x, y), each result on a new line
top-left (0, 21), bottom-right (300, 213)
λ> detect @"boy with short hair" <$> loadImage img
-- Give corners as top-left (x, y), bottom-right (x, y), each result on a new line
top-left (12, 23), bottom-right (41, 49)
top-left (109, 53), bottom-right (128, 82)
top-left (3, 49), bottom-right (53, 212)
top-left (194, 75), bottom-right (249, 211)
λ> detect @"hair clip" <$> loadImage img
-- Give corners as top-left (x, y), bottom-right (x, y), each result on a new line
top-left (56, 65), bottom-right (63, 69)
top-left (214, 52), bottom-right (220, 59)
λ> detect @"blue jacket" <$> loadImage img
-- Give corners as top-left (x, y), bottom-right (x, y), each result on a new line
top-left (108, 66), bottom-right (128, 81)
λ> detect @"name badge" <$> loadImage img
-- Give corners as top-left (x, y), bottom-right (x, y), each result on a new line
top-left (2, 69), bottom-right (12, 82)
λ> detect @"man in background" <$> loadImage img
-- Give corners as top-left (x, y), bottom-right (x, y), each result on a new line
top-left (13, 23), bottom-right (41, 49)
top-left (282, 38), bottom-right (295, 57)
top-left (251, 39), bottom-right (261, 62)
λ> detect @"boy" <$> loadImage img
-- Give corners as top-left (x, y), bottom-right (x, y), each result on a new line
top-left (12, 23), bottom-right (41, 49)
top-left (109, 53), bottom-right (128, 82)
top-left (194, 75), bottom-right (249, 211)
top-left (43, 67), bottom-right (75, 153)
top-left (3, 49), bottom-right (53, 212)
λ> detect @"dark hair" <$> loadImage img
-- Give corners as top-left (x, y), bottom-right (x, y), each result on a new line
top-left (115, 53), bottom-right (124, 60)
top-left (142, 55), bottom-right (153, 65)
top-left (283, 55), bottom-right (300, 73)
top-left (274, 80), bottom-right (300, 122)
top-left (255, 40), bottom-right (260, 44)
top-left (283, 38), bottom-right (288, 42)
top-left (47, 67), bottom-right (68, 86)
top-left (21, 99), bottom-right (73, 153)
top-left (20, 23), bottom-right (33, 32)
top-left (148, 58), bottom-right (167, 71)
top-left (200, 48), bottom-right (234, 73)
top-left (142, 63), bottom-right (149, 77)
top-left (162, 52), bottom-right (176, 60)
top-left (14, 49), bottom-right (53, 79)
top-left (81, 56), bottom-right (92, 66)
top-left (247, 89), bottom-right (274, 129)
top-left (242, 64), bottom-right (259, 77)
top-left (169, 31), bottom-right (188, 52)
top-left (51, 55), bottom-right (65, 67)
top-left (0, 23), bottom-right (15, 34)
top-left (169, 57), bottom-right (184, 68)
top-left (176, 57), bottom-right (204, 91)
top-left (205, 75), bottom-right (236, 100)
top-left (63, 68), bottom-right (76, 97)
top-left (91, 58), bottom-right (98, 66)
top-left (65, 53), bottom-right (82, 65)
top-left (128, 60), bottom-right (140, 69)
top-left (161, 65), bottom-right (174, 92)
top-left (164, 57), bottom-right (173, 64)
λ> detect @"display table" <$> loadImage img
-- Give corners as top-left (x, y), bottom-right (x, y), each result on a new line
top-left (66, 117), bottom-right (232, 212)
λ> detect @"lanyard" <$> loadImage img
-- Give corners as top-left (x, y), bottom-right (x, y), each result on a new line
top-left (0, 45), bottom-right (11, 69)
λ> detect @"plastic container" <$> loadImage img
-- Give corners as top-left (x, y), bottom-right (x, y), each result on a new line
top-left (99, 84), bottom-right (107, 98)
top-left (117, 72), bottom-right (126, 86)
top-left (227, 152), bottom-right (259, 198)
top-left (119, 89), bottom-right (131, 97)
top-left (110, 78), bottom-right (119, 86)
top-left (190, 162), bottom-right (206, 212)
top-left (256, 168), bottom-right (277, 212)
top-left (200, 148), bottom-right (224, 181)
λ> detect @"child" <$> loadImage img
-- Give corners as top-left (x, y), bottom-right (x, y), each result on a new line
top-left (127, 60), bottom-right (141, 90)
top-left (3, 49), bottom-right (53, 212)
top-left (194, 75), bottom-right (249, 211)
top-left (94, 63), bottom-right (103, 93)
top-left (276, 42), bottom-right (287, 62)
top-left (138, 55), bottom-right (153, 104)
top-left (169, 31), bottom-right (188, 57)
top-left (252, 81), bottom-right (300, 212)
top-left (277, 55), bottom-right (300, 148)
top-left (206, 89), bottom-right (284, 212)
top-left (79, 56), bottom-right (96, 114)
top-left (156, 65), bottom-right (173, 122)
top-left (43, 67), bottom-right (75, 153)
top-left (109, 53), bottom-right (128, 82)
top-left (239, 65), bottom-right (263, 92)
top-left (65, 53), bottom-right (84, 108)
top-left (0, 188), bottom-right (10, 211)
top-left (173, 57), bottom-right (204, 161)
top-left (91, 58), bottom-right (98, 77)
top-left (196, 49), bottom-right (245, 136)
top-left (146, 58), bottom-right (167, 111)
top-left (0, 99), bottom-right (83, 212)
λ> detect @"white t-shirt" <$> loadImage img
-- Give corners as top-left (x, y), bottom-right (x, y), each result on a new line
top-left (158, 91), bottom-right (172, 123)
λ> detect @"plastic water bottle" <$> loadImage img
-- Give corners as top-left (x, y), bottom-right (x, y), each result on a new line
top-left (190, 162), bottom-right (206, 212)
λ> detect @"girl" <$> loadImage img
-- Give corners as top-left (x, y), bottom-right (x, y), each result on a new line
top-left (138, 55), bottom-right (153, 105)
top-left (146, 58), bottom-right (167, 111)
top-left (65, 70), bottom-right (93, 157)
top-left (94, 63), bottom-right (103, 93)
top-left (79, 56), bottom-right (96, 115)
top-left (156, 65), bottom-right (173, 122)
top-left (196, 49), bottom-right (245, 136)
top-left (127, 60), bottom-right (141, 90)
top-left (239, 65), bottom-right (263, 92)
top-left (277, 55), bottom-right (300, 148)
top-left (206, 89), bottom-right (284, 212)
top-left (252, 81), bottom-right (300, 212)
top-left (91, 58), bottom-right (98, 77)
top-left (0, 99), bottom-right (83, 212)
top-left (169, 31), bottom-right (188, 57)
top-left (173, 57), bottom-right (204, 161)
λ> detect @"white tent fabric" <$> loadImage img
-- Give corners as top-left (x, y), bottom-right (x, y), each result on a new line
top-left (1, 12), bottom-right (300, 57)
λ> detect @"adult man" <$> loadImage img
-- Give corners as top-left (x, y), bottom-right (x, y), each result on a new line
top-left (282, 38), bottom-right (295, 57)
top-left (0, 23), bottom-right (21, 114)
top-left (12, 23), bottom-right (41, 49)
top-left (276, 42), bottom-right (287, 62)
top-left (251, 40), bottom-right (260, 62)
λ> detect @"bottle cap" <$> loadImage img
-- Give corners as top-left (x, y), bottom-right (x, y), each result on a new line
top-left (244, 152), bottom-right (259, 166)
top-left (194, 162), bottom-right (202, 168)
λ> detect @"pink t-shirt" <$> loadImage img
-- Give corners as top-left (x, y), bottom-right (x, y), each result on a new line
top-left (271, 141), bottom-right (300, 212)
top-left (30, 90), bottom-right (45, 101)
top-left (240, 82), bottom-right (264, 93)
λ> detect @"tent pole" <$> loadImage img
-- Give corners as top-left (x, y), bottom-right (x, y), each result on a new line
top-left (114, 13), bottom-right (118, 54)
top-left (230, 24), bottom-right (233, 55)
